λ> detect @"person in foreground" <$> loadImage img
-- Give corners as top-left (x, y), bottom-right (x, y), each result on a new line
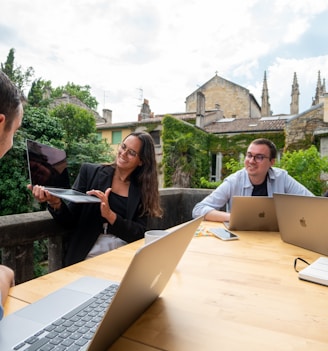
top-left (0, 266), bottom-right (14, 319)
top-left (0, 70), bottom-right (25, 318)
top-left (192, 138), bottom-right (313, 222)
top-left (29, 131), bottom-right (163, 266)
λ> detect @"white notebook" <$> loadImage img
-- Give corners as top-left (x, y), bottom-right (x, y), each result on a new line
top-left (298, 257), bottom-right (328, 286)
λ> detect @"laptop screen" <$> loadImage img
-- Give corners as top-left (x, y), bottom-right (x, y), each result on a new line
top-left (26, 140), bottom-right (71, 189)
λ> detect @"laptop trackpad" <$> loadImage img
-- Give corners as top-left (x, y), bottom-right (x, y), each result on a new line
top-left (15, 276), bottom-right (112, 324)
top-left (15, 288), bottom-right (92, 324)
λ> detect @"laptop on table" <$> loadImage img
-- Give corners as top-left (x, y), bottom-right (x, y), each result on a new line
top-left (224, 196), bottom-right (279, 231)
top-left (0, 216), bottom-right (203, 351)
top-left (26, 139), bottom-right (100, 203)
top-left (273, 193), bottom-right (328, 255)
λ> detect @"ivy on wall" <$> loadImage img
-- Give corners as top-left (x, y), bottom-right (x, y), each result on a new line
top-left (162, 116), bottom-right (209, 187)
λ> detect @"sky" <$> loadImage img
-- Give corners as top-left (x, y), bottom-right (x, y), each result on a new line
top-left (1, 0), bottom-right (328, 123)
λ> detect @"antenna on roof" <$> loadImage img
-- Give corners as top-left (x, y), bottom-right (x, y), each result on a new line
top-left (103, 91), bottom-right (110, 108)
top-left (137, 88), bottom-right (143, 107)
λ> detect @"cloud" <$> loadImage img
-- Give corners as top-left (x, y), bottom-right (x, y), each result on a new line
top-left (0, 0), bottom-right (328, 123)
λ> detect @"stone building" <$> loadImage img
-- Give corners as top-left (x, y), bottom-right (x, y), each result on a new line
top-left (185, 73), bottom-right (262, 119)
top-left (95, 70), bottom-right (327, 184)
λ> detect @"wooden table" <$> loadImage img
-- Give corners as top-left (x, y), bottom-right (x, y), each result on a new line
top-left (5, 222), bottom-right (328, 350)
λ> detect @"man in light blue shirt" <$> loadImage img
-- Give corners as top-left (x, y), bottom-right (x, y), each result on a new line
top-left (192, 138), bottom-right (313, 223)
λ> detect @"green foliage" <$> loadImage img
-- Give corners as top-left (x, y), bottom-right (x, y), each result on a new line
top-left (1, 48), bottom-right (34, 91)
top-left (0, 132), bottom-right (32, 215)
top-left (52, 83), bottom-right (98, 109)
top-left (0, 49), bottom-right (114, 215)
top-left (162, 116), bottom-right (209, 188)
top-left (226, 157), bottom-right (244, 173)
top-left (277, 145), bottom-right (328, 196)
top-left (33, 240), bottom-right (48, 277)
top-left (23, 106), bottom-right (65, 142)
top-left (28, 79), bottom-right (53, 107)
top-left (50, 104), bottom-right (96, 142)
top-left (67, 138), bottom-right (113, 181)
top-left (200, 177), bottom-right (221, 189)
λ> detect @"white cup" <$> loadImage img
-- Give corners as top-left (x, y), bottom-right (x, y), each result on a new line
top-left (144, 230), bottom-right (169, 244)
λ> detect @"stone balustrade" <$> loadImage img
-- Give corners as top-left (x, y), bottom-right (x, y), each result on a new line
top-left (0, 188), bottom-right (212, 284)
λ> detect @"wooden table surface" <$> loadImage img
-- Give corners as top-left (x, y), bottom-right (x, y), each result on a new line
top-left (5, 221), bottom-right (328, 351)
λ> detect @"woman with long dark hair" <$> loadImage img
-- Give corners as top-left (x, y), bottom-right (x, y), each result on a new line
top-left (29, 131), bottom-right (163, 266)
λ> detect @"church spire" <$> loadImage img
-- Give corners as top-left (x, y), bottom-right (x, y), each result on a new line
top-left (261, 71), bottom-right (271, 116)
top-left (313, 70), bottom-right (323, 105)
top-left (290, 72), bottom-right (299, 115)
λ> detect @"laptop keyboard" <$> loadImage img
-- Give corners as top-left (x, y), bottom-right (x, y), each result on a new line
top-left (13, 283), bottom-right (119, 351)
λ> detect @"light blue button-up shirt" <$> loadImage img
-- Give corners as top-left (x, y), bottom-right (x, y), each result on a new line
top-left (192, 167), bottom-right (314, 218)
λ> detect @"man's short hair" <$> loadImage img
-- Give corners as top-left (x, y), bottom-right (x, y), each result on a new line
top-left (0, 71), bottom-right (25, 131)
top-left (251, 138), bottom-right (277, 160)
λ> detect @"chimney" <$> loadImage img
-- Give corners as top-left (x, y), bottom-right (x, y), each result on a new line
top-left (196, 91), bottom-right (205, 128)
top-left (103, 109), bottom-right (112, 124)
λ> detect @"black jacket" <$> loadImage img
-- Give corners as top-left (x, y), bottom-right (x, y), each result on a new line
top-left (48, 163), bottom-right (148, 266)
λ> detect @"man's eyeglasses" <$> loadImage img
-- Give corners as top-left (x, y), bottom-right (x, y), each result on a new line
top-left (119, 143), bottom-right (139, 157)
top-left (245, 152), bottom-right (270, 162)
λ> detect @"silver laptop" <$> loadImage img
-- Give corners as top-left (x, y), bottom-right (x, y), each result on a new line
top-left (224, 196), bottom-right (279, 231)
top-left (0, 216), bottom-right (203, 351)
top-left (273, 193), bottom-right (328, 255)
top-left (26, 139), bottom-right (100, 203)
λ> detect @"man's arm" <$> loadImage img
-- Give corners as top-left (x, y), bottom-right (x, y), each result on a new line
top-left (0, 265), bottom-right (14, 305)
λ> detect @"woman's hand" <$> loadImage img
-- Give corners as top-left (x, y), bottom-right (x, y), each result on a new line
top-left (87, 188), bottom-right (117, 224)
top-left (27, 184), bottom-right (61, 209)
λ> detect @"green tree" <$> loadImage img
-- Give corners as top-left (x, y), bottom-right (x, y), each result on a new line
top-left (28, 79), bottom-right (53, 107)
top-left (67, 138), bottom-right (113, 181)
top-left (0, 106), bottom-right (67, 215)
top-left (0, 49), bottom-right (113, 215)
top-left (0, 132), bottom-right (31, 215)
top-left (49, 104), bottom-right (113, 179)
top-left (23, 106), bottom-right (65, 142)
top-left (1, 48), bottom-right (34, 90)
top-left (50, 104), bottom-right (96, 142)
top-left (52, 83), bottom-right (98, 109)
top-left (277, 146), bottom-right (328, 196)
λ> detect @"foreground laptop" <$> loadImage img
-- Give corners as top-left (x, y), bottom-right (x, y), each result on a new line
top-left (273, 193), bottom-right (328, 255)
top-left (26, 139), bottom-right (100, 203)
top-left (224, 196), bottom-right (279, 231)
top-left (0, 216), bottom-right (203, 351)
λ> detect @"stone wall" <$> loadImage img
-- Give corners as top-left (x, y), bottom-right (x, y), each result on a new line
top-left (185, 75), bottom-right (261, 119)
top-left (285, 103), bottom-right (326, 147)
top-left (0, 188), bottom-right (213, 283)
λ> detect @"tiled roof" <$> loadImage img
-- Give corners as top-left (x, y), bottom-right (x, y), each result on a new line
top-left (204, 116), bottom-right (289, 134)
top-left (96, 111), bottom-right (291, 135)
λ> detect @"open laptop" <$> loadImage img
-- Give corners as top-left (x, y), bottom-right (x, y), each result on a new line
top-left (224, 196), bottom-right (279, 231)
top-left (273, 193), bottom-right (328, 255)
top-left (0, 216), bottom-right (203, 351)
top-left (26, 139), bottom-right (100, 203)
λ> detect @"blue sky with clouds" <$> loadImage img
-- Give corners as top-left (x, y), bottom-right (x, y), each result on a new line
top-left (1, 0), bottom-right (328, 123)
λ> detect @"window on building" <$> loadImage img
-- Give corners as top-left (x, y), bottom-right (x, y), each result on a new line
top-left (112, 131), bottom-right (122, 144)
top-left (211, 152), bottom-right (222, 181)
top-left (96, 132), bottom-right (102, 141)
top-left (149, 130), bottom-right (160, 145)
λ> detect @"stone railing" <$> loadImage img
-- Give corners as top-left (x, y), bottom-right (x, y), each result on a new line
top-left (0, 188), bottom-right (212, 284)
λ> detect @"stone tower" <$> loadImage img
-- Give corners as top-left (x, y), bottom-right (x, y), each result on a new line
top-left (290, 72), bottom-right (300, 115)
top-left (261, 71), bottom-right (271, 117)
top-left (313, 70), bottom-right (326, 105)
